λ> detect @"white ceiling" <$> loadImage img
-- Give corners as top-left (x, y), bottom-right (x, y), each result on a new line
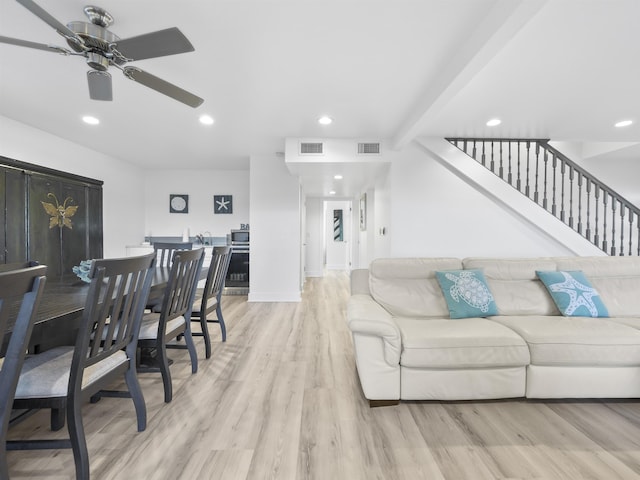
top-left (1, 0), bottom-right (638, 197)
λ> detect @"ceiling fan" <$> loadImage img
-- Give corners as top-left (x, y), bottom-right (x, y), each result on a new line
top-left (0, 0), bottom-right (204, 108)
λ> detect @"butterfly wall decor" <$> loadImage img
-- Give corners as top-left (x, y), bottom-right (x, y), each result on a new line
top-left (41, 193), bottom-right (79, 229)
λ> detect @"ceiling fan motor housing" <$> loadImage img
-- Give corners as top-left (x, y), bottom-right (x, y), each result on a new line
top-left (66, 20), bottom-right (120, 70)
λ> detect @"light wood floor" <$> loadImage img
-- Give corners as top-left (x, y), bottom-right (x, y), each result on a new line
top-left (7, 271), bottom-right (640, 479)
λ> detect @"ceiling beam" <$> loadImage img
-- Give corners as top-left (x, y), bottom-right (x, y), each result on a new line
top-left (392, 0), bottom-right (548, 150)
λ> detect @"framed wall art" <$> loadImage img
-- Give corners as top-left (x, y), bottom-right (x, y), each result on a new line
top-left (359, 193), bottom-right (367, 231)
top-left (169, 194), bottom-right (189, 213)
top-left (214, 195), bottom-right (233, 214)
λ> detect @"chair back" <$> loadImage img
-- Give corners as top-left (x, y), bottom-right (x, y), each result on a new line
top-left (69, 253), bottom-right (156, 394)
top-left (153, 242), bottom-right (193, 267)
top-left (0, 265), bottom-right (47, 477)
top-left (0, 260), bottom-right (39, 274)
top-left (158, 248), bottom-right (205, 328)
top-left (198, 246), bottom-right (232, 315)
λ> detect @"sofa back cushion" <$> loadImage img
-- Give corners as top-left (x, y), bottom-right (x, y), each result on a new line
top-left (463, 257), bottom-right (560, 316)
top-left (369, 258), bottom-right (461, 317)
top-left (555, 256), bottom-right (640, 317)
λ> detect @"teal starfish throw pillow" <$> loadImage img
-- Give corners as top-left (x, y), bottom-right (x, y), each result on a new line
top-left (536, 270), bottom-right (609, 317)
top-left (435, 269), bottom-right (498, 319)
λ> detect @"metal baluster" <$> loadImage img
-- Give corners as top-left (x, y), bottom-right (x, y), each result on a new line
top-left (472, 140), bottom-right (477, 161)
top-left (551, 153), bottom-right (557, 216)
top-left (602, 190), bottom-right (608, 254)
top-left (507, 142), bottom-right (511, 184)
top-left (490, 141), bottom-right (495, 174)
top-left (499, 141), bottom-right (503, 179)
top-left (542, 149), bottom-right (549, 210)
top-left (525, 141), bottom-right (531, 197)
top-left (585, 178), bottom-right (591, 240)
top-left (568, 166), bottom-right (574, 229)
top-left (481, 141), bottom-right (486, 167)
top-left (619, 202), bottom-right (625, 256)
top-left (576, 171), bottom-right (582, 234)
top-left (559, 160), bottom-right (565, 221)
top-left (611, 195), bottom-right (617, 256)
top-left (594, 185), bottom-right (600, 248)
top-left (629, 210), bottom-right (634, 256)
top-left (534, 142), bottom-right (541, 204)
top-left (516, 141), bottom-right (522, 192)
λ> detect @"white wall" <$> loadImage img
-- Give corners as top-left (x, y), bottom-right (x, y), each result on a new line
top-left (304, 197), bottom-right (324, 277)
top-left (143, 169), bottom-right (249, 240)
top-left (552, 141), bottom-right (640, 206)
top-left (373, 169), bottom-right (392, 260)
top-left (0, 115), bottom-right (145, 258)
top-left (388, 142), bottom-right (581, 258)
top-left (249, 154), bottom-right (301, 302)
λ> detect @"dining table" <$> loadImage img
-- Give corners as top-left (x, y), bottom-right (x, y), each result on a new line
top-left (2, 266), bottom-right (207, 355)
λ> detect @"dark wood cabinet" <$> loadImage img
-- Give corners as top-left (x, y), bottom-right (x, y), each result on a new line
top-left (0, 156), bottom-right (103, 277)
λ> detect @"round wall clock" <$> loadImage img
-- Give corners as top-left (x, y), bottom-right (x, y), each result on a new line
top-left (169, 194), bottom-right (189, 213)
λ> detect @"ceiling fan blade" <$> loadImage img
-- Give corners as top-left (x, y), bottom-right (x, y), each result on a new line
top-left (87, 71), bottom-right (113, 101)
top-left (0, 35), bottom-right (67, 53)
top-left (16, 0), bottom-right (80, 41)
top-left (123, 67), bottom-right (203, 108)
top-left (113, 27), bottom-right (195, 61)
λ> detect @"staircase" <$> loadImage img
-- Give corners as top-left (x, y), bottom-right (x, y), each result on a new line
top-left (447, 138), bottom-right (639, 257)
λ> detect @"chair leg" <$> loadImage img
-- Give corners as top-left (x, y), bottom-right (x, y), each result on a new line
top-left (184, 329), bottom-right (199, 374)
top-left (124, 364), bottom-right (147, 432)
top-left (68, 393), bottom-right (90, 480)
top-left (0, 443), bottom-right (8, 480)
top-left (51, 407), bottom-right (65, 431)
top-left (156, 340), bottom-right (173, 403)
top-left (200, 315), bottom-right (212, 359)
top-left (216, 304), bottom-right (227, 342)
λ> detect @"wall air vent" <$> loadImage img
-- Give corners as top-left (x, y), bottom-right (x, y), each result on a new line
top-left (300, 142), bottom-right (324, 155)
top-left (357, 142), bottom-right (380, 154)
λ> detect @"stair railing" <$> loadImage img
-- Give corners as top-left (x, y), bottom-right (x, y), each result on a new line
top-left (447, 138), bottom-right (639, 256)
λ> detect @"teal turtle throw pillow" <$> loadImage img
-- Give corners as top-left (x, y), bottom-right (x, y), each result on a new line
top-left (536, 270), bottom-right (609, 317)
top-left (435, 269), bottom-right (498, 319)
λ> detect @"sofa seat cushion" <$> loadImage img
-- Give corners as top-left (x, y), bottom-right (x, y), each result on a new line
top-left (490, 316), bottom-right (640, 367)
top-left (394, 317), bottom-right (530, 369)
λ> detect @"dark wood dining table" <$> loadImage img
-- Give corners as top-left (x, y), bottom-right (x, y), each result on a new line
top-left (3, 267), bottom-right (206, 354)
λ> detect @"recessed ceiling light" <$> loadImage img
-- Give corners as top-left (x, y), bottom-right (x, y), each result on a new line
top-left (82, 115), bottom-right (99, 125)
top-left (318, 116), bottom-right (333, 125)
top-left (615, 120), bottom-right (633, 128)
top-left (199, 114), bottom-right (214, 125)
top-left (486, 118), bottom-right (501, 127)
top-left (334, 174), bottom-right (343, 180)
top-left (329, 190), bottom-right (336, 195)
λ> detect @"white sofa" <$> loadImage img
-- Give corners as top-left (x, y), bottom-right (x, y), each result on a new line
top-left (347, 256), bottom-right (640, 405)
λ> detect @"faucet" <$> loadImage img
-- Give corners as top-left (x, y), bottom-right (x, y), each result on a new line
top-left (203, 231), bottom-right (212, 245)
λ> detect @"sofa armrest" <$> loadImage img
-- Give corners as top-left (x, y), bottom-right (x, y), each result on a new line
top-left (350, 269), bottom-right (370, 295)
top-left (347, 294), bottom-right (401, 366)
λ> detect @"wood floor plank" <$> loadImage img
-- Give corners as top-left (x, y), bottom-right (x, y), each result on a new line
top-left (6, 271), bottom-right (640, 479)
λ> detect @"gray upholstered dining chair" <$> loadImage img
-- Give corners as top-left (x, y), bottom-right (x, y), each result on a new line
top-left (137, 247), bottom-right (204, 403)
top-left (191, 245), bottom-right (232, 358)
top-left (7, 253), bottom-right (156, 480)
top-left (0, 264), bottom-right (47, 480)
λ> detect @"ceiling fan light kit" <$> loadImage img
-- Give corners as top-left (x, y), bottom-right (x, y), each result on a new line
top-left (2, 0), bottom-right (204, 108)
